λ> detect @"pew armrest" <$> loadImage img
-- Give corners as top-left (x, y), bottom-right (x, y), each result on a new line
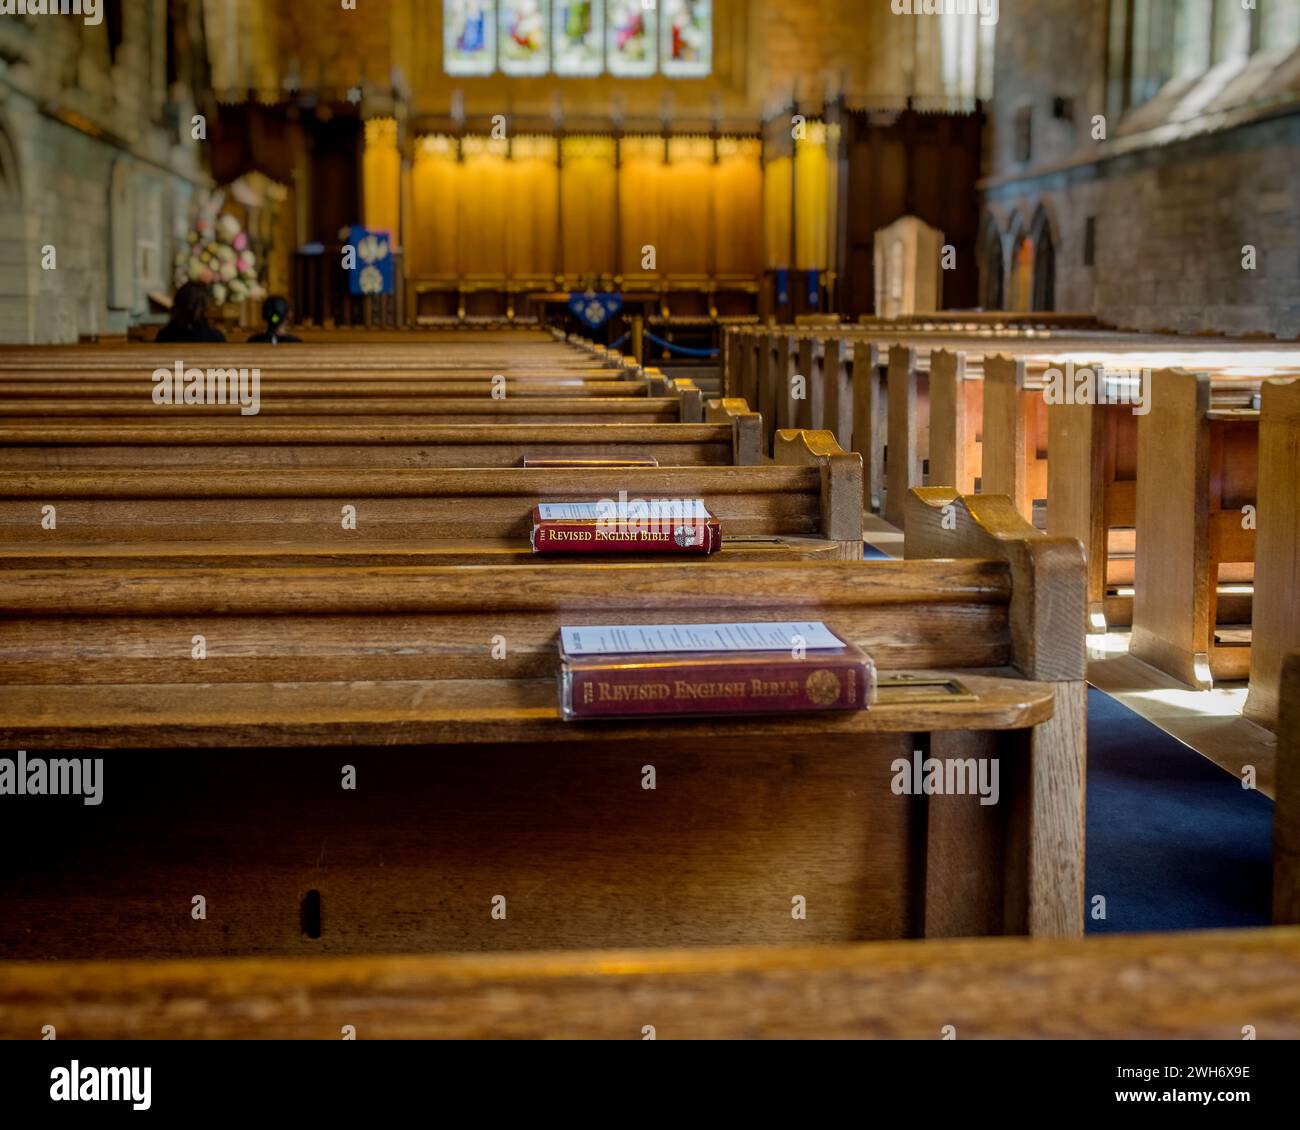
top-left (705, 398), bottom-right (763, 465)
top-left (773, 429), bottom-right (864, 543)
top-left (904, 487), bottom-right (1086, 683)
top-left (670, 377), bottom-right (704, 423)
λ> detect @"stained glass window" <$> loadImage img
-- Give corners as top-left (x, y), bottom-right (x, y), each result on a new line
top-left (605, 0), bottom-right (657, 77)
top-left (444, 0), bottom-right (711, 77)
top-left (499, 0), bottom-right (550, 76)
top-left (553, 1), bottom-right (604, 76)
top-left (445, 0), bottom-right (496, 76)
top-left (661, 0), bottom-right (711, 78)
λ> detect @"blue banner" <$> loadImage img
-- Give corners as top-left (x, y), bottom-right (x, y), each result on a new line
top-left (807, 269), bottom-right (820, 307)
top-left (774, 269), bottom-right (789, 306)
top-left (347, 226), bottom-right (395, 297)
top-left (568, 291), bottom-right (623, 329)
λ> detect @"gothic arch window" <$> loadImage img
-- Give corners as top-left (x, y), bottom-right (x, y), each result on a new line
top-left (1028, 207), bottom-right (1056, 313)
top-left (1007, 212), bottom-right (1031, 313)
top-left (979, 217), bottom-right (1004, 310)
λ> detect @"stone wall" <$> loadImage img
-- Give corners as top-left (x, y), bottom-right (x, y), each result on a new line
top-left (983, 0), bottom-right (1300, 338)
top-left (0, 4), bottom-right (207, 343)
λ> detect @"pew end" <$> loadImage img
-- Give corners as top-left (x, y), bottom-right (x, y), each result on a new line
top-left (1245, 378), bottom-right (1300, 730)
top-left (905, 487), bottom-right (1087, 937)
top-left (773, 429), bottom-right (865, 557)
top-left (1275, 651), bottom-right (1300, 925)
top-left (704, 397), bottom-right (763, 466)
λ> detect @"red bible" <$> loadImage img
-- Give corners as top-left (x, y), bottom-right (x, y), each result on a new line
top-left (558, 622), bottom-right (875, 720)
top-left (530, 502), bottom-right (721, 555)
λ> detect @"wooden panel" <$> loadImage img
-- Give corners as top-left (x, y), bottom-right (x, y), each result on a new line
top-left (884, 345), bottom-right (918, 528)
top-left (6, 926), bottom-right (1296, 1039)
top-left (0, 423), bottom-right (739, 471)
top-left (0, 737), bottom-right (920, 958)
top-left (981, 355), bottom-right (1031, 520)
top-left (927, 349), bottom-right (972, 493)
top-left (1131, 369), bottom-right (1214, 689)
top-left (1046, 398), bottom-right (1108, 631)
top-left (1276, 652), bottom-right (1300, 924)
top-left (1246, 381), bottom-right (1300, 729)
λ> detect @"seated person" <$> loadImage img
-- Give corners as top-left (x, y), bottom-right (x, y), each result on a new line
top-left (154, 282), bottom-right (226, 343)
top-left (247, 296), bottom-right (303, 343)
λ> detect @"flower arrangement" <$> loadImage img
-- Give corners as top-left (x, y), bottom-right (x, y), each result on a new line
top-left (175, 192), bottom-right (265, 306)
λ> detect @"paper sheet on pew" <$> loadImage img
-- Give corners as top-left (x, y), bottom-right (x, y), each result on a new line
top-left (560, 622), bottom-right (848, 656)
top-left (537, 501), bottom-right (709, 521)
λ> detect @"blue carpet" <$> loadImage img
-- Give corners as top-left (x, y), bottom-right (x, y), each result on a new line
top-left (863, 541), bottom-right (891, 560)
top-left (1085, 688), bottom-right (1273, 933)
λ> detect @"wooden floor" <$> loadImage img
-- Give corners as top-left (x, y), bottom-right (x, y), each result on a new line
top-left (873, 512), bottom-right (1277, 798)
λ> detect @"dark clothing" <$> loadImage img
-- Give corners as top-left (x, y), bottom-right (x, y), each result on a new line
top-left (246, 332), bottom-right (303, 343)
top-left (155, 322), bottom-right (226, 344)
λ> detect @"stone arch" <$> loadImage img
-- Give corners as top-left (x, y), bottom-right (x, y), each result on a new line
top-left (977, 214), bottom-right (1005, 310)
top-left (1006, 208), bottom-right (1033, 312)
top-left (1027, 204), bottom-right (1058, 313)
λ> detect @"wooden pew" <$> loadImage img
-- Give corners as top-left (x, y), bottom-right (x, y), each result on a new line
top-left (869, 337), bottom-right (1297, 527)
top-left (857, 311), bottom-right (1105, 331)
top-left (1274, 651), bottom-right (1300, 924)
top-left (1244, 381), bottom-right (1300, 729)
top-left (0, 491), bottom-right (1085, 942)
top-left (1045, 364), bottom-right (1272, 636)
top-left (740, 326), bottom-right (1145, 509)
top-left (0, 341), bottom-right (614, 372)
top-left (1130, 368), bottom-right (1273, 688)
top-left (0, 429), bottom-right (864, 564)
top-left (0, 384), bottom-right (707, 426)
top-left (0, 375), bottom-right (646, 398)
top-left (2, 927), bottom-right (1296, 1039)
top-left (0, 400), bottom-right (764, 471)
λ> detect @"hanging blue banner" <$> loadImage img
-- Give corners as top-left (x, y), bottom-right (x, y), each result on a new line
top-left (774, 269), bottom-right (790, 306)
top-left (347, 225), bottom-right (395, 297)
top-left (568, 291), bottom-right (623, 329)
top-left (807, 269), bottom-right (820, 307)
